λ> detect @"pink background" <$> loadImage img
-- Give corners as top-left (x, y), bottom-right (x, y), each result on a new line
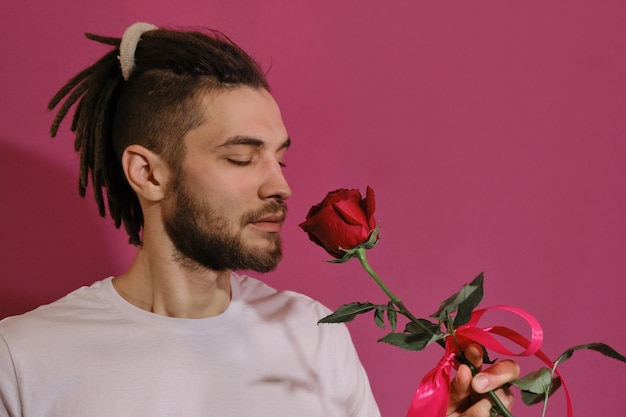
top-left (1, 1), bottom-right (625, 416)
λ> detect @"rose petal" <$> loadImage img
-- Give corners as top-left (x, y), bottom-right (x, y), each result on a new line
top-left (364, 186), bottom-right (377, 229)
top-left (332, 199), bottom-right (369, 227)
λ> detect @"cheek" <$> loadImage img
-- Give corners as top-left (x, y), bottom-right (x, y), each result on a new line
top-left (178, 168), bottom-right (223, 202)
top-left (180, 162), bottom-right (261, 214)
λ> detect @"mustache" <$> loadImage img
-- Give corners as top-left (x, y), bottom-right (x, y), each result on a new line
top-left (242, 200), bottom-right (288, 225)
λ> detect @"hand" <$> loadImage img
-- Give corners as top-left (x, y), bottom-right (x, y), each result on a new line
top-left (447, 343), bottom-right (520, 417)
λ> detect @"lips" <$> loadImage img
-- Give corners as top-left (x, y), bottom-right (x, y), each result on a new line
top-left (254, 212), bottom-right (285, 223)
top-left (248, 212), bottom-right (286, 232)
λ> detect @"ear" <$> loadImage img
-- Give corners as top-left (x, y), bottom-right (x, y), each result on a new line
top-left (121, 144), bottom-right (170, 202)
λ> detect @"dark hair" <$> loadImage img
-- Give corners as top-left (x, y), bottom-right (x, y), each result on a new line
top-left (49, 27), bottom-right (269, 245)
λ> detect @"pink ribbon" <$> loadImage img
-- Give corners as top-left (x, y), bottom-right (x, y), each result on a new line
top-left (405, 305), bottom-right (573, 417)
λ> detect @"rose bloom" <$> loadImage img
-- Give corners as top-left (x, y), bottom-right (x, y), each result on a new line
top-left (299, 187), bottom-right (377, 259)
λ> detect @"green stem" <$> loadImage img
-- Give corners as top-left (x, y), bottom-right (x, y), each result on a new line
top-left (354, 246), bottom-right (514, 417)
top-left (354, 247), bottom-right (434, 337)
top-left (540, 360), bottom-right (561, 417)
top-left (456, 353), bottom-right (514, 417)
top-left (541, 393), bottom-right (549, 417)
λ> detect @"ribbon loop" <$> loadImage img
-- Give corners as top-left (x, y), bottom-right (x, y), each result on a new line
top-left (406, 305), bottom-right (573, 417)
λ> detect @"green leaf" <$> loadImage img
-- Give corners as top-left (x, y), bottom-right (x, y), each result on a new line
top-left (405, 319), bottom-right (441, 336)
top-left (555, 342), bottom-right (626, 366)
top-left (327, 252), bottom-right (354, 264)
top-left (382, 319), bottom-right (446, 350)
top-left (453, 273), bottom-right (485, 327)
top-left (318, 302), bottom-right (376, 324)
top-left (512, 342), bottom-right (626, 407)
top-left (431, 273), bottom-right (484, 322)
top-left (363, 225), bottom-right (380, 250)
top-left (387, 301), bottom-right (397, 331)
top-left (374, 307), bottom-right (385, 330)
top-left (512, 368), bottom-right (562, 405)
top-left (327, 226), bottom-right (380, 263)
top-left (378, 331), bottom-right (443, 352)
top-left (511, 368), bottom-right (552, 394)
top-left (482, 348), bottom-right (497, 365)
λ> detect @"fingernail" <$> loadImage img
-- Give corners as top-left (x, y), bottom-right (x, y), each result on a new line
top-left (473, 374), bottom-right (488, 391)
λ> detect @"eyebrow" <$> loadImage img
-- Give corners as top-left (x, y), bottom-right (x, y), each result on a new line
top-left (218, 136), bottom-right (291, 151)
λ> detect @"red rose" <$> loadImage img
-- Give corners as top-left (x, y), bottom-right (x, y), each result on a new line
top-left (299, 187), bottom-right (377, 259)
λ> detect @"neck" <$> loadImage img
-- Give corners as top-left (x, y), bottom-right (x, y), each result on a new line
top-left (113, 244), bottom-right (232, 319)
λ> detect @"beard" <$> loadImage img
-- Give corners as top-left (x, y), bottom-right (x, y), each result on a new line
top-left (162, 176), bottom-right (286, 273)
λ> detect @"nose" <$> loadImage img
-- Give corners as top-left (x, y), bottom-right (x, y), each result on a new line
top-left (259, 160), bottom-right (292, 201)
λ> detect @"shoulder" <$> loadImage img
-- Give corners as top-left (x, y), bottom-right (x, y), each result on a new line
top-left (0, 278), bottom-right (113, 342)
top-left (232, 272), bottom-right (356, 352)
top-left (231, 275), bottom-right (381, 416)
top-left (233, 272), bottom-right (333, 320)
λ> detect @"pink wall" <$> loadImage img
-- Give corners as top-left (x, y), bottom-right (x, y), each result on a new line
top-left (1, 1), bottom-right (625, 416)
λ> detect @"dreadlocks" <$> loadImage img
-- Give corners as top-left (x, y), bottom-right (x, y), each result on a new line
top-left (48, 25), bottom-right (269, 245)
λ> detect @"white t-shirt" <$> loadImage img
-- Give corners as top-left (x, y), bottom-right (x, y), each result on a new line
top-left (0, 273), bottom-right (380, 417)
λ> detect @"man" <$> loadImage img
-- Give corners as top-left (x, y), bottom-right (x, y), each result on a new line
top-left (0, 23), bottom-right (518, 416)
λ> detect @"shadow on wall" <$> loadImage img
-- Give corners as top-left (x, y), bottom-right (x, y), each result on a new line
top-left (0, 142), bottom-right (115, 319)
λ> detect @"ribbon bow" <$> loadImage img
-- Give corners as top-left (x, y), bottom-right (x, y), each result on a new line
top-left (405, 305), bottom-right (573, 417)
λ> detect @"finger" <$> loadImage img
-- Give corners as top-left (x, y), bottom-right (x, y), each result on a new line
top-left (460, 387), bottom-right (515, 417)
top-left (462, 343), bottom-right (485, 371)
top-left (448, 363), bottom-right (474, 411)
top-left (471, 360), bottom-right (520, 394)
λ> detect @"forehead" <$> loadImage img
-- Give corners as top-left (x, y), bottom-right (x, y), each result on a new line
top-left (187, 86), bottom-right (288, 148)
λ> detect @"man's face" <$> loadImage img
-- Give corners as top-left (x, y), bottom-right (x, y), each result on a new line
top-left (162, 87), bottom-right (292, 272)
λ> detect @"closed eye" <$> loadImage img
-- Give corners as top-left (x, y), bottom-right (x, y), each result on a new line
top-left (227, 158), bottom-right (253, 166)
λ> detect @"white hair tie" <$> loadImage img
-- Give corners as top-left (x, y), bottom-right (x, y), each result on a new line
top-left (118, 22), bottom-right (158, 80)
